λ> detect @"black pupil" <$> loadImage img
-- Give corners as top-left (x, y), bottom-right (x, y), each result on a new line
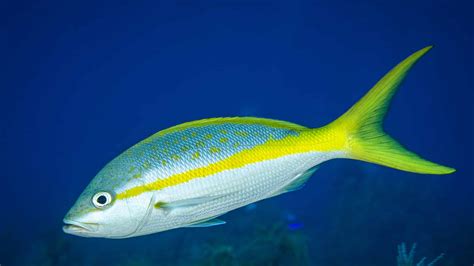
top-left (97, 195), bottom-right (107, 205)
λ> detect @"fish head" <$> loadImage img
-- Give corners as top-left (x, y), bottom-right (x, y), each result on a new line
top-left (63, 159), bottom-right (154, 238)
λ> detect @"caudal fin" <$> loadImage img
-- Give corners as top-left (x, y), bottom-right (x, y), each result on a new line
top-left (329, 46), bottom-right (455, 175)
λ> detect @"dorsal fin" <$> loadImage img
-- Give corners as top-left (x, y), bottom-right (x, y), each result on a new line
top-left (154, 117), bottom-right (308, 137)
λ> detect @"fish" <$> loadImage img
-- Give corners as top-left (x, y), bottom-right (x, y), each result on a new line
top-left (63, 46), bottom-right (455, 238)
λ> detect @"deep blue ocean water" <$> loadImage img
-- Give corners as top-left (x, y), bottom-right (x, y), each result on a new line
top-left (1, 0), bottom-right (472, 265)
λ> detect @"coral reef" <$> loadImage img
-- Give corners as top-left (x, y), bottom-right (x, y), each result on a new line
top-left (117, 256), bottom-right (156, 266)
top-left (20, 231), bottom-right (83, 266)
top-left (397, 243), bottom-right (444, 266)
top-left (198, 223), bottom-right (310, 266)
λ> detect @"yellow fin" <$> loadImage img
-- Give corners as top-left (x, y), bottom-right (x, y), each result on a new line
top-left (328, 46), bottom-right (455, 175)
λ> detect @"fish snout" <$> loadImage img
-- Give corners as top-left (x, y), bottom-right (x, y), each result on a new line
top-left (63, 218), bottom-right (99, 236)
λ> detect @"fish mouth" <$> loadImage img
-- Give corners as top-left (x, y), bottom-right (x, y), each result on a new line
top-left (63, 219), bottom-right (99, 235)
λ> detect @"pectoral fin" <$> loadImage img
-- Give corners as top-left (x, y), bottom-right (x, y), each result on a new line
top-left (154, 195), bottom-right (223, 210)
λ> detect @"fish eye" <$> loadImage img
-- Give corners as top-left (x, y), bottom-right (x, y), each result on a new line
top-left (92, 192), bottom-right (113, 208)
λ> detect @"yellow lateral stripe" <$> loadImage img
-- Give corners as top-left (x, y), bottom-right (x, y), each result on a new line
top-left (152, 117), bottom-right (308, 138)
top-left (116, 127), bottom-right (345, 200)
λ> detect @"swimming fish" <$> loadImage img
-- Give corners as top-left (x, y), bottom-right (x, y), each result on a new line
top-left (63, 46), bottom-right (455, 238)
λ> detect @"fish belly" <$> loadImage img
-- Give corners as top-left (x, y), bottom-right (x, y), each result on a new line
top-left (136, 151), bottom-right (340, 236)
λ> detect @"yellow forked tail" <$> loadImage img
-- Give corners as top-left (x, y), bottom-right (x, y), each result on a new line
top-left (328, 46), bottom-right (455, 175)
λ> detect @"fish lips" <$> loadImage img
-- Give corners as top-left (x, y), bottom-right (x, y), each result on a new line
top-left (63, 219), bottom-right (99, 236)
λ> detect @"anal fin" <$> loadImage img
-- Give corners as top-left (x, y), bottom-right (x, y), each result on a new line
top-left (185, 215), bottom-right (226, 228)
top-left (269, 166), bottom-right (319, 197)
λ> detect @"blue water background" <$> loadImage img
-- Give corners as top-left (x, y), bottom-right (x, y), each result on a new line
top-left (1, 0), bottom-right (472, 265)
